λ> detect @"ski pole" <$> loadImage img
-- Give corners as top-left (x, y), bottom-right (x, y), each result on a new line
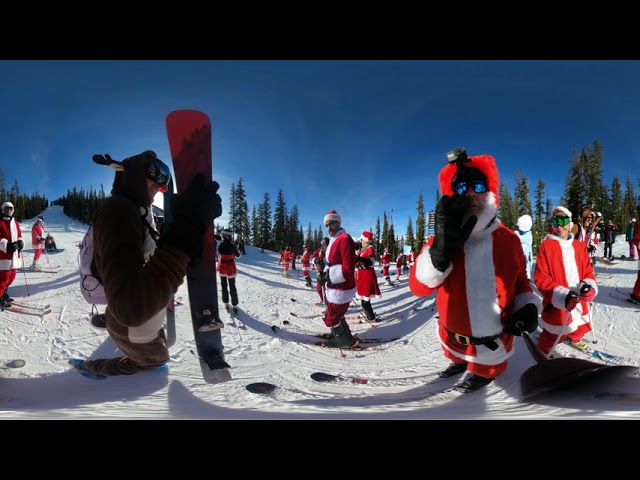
top-left (21, 268), bottom-right (30, 296)
top-left (351, 298), bottom-right (376, 328)
top-left (547, 299), bottom-right (575, 358)
top-left (588, 303), bottom-right (597, 344)
top-left (42, 246), bottom-right (52, 269)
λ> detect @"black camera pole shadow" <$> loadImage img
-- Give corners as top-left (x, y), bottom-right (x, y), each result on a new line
top-left (516, 321), bottom-right (637, 401)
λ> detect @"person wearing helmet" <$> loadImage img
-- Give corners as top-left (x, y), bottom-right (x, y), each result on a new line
top-left (409, 148), bottom-right (540, 393)
top-left (0, 201), bottom-right (24, 307)
top-left (30, 215), bottom-right (46, 271)
top-left (69, 150), bottom-right (222, 379)
top-left (217, 228), bottom-right (241, 318)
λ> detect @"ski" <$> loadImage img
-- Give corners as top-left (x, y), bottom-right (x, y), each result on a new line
top-left (560, 338), bottom-right (633, 365)
top-left (166, 109), bottom-right (231, 384)
top-left (1, 359), bottom-right (26, 369)
top-left (6, 301), bottom-right (51, 311)
top-left (309, 371), bottom-right (455, 388)
top-left (17, 268), bottom-right (59, 274)
top-left (590, 390), bottom-right (640, 402)
top-left (608, 290), bottom-right (640, 308)
top-left (1, 304), bottom-right (52, 316)
top-left (225, 304), bottom-right (245, 329)
top-left (271, 325), bottom-right (400, 351)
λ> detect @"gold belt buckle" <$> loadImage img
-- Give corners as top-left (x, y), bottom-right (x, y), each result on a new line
top-left (454, 333), bottom-right (470, 345)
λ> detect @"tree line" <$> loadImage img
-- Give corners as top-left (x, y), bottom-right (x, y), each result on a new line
top-left (2, 139), bottom-right (637, 260)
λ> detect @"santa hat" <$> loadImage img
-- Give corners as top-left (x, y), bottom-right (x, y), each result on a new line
top-left (632, 218), bottom-right (637, 223)
top-left (36, 217), bottom-right (44, 224)
top-left (360, 231), bottom-right (373, 242)
top-left (438, 154), bottom-right (500, 207)
top-left (324, 209), bottom-right (341, 225)
top-left (517, 214), bottom-right (532, 232)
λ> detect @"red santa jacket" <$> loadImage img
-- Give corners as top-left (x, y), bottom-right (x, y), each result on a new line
top-left (31, 223), bottom-right (45, 249)
top-left (533, 233), bottom-right (597, 337)
top-left (0, 216), bottom-right (23, 271)
top-left (324, 229), bottom-right (357, 305)
top-left (409, 220), bottom-right (540, 366)
top-left (356, 244), bottom-right (380, 300)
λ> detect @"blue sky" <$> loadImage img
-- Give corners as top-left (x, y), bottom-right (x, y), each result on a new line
top-left (1, 60), bottom-right (638, 239)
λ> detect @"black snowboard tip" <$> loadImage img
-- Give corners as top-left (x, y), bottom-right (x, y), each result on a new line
top-left (246, 382), bottom-right (278, 394)
top-left (6, 359), bottom-right (25, 368)
top-left (311, 372), bottom-right (338, 382)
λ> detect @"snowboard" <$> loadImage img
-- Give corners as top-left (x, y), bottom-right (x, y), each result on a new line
top-left (166, 109), bottom-right (231, 384)
top-left (163, 175), bottom-right (177, 348)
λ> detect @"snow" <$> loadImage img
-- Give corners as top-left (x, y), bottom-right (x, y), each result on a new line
top-left (1, 205), bottom-right (639, 419)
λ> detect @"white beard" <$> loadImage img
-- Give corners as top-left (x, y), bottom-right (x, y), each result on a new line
top-left (464, 192), bottom-right (499, 237)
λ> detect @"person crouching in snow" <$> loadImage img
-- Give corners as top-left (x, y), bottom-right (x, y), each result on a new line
top-left (409, 148), bottom-right (540, 393)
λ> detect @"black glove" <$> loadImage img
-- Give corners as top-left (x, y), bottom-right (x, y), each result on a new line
top-left (157, 173), bottom-right (222, 266)
top-left (503, 303), bottom-right (538, 336)
top-left (317, 271), bottom-right (326, 286)
top-left (587, 245), bottom-right (596, 254)
top-left (36, 236), bottom-right (43, 242)
top-left (356, 256), bottom-right (373, 267)
top-left (565, 291), bottom-right (579, 311)
top-left (17, 240), bottom-right (23, 252)
top-left (6, 242), bottom-right (17, 254)
top-left (430, 195), bottom-right (478, 272)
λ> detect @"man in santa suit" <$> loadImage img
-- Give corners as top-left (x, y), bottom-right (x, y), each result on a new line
top-left (317, 209), bottom-right (357, 348)
top-left (380, 246), bottom-right (393, 286)
top-left (301, 244), bottom-right (312, 288)
top-left (356, 230), bottom-right (381, 321)
top-left (409, 149), bottom-right (541, 393)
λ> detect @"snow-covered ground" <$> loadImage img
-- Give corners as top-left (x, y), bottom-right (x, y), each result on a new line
top-left (1, 205), bottom-right (639, 419)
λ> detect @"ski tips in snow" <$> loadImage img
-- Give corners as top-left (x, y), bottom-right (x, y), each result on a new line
top-left (246, 382), bottom-right (278, 395)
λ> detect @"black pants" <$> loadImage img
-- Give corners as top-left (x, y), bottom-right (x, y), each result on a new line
top-left (604, 242), bottom-right (613, 258)
top-left (220, 276), bottom-right (238, 306)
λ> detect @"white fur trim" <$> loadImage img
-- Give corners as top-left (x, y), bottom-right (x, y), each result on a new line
top-left (414, 246), bottom-right (452, 287)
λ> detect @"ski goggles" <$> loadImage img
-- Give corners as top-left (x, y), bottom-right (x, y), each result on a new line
top-left (145, 158), bottom-right (171, 193)
top-left (551, 215), bottom-right (571, 228)
top-left (451, 180), bottom-right (488, 196)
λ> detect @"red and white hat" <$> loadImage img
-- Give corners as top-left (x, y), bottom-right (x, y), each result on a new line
top-left (324, 209), bottom-right (341, 225)
top-left (438, 154), bottom-right (500, 207)
top-left (360, 231), bottom-right (373, 242)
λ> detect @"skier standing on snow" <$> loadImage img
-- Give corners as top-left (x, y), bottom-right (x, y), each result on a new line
top-left (630, 220), bottom-right (640, 304)
top-left (409, 148), bottom-right (540, 392)
top-left (534, 206), bottom-right (597, 355)
top-left (217, 228), bottom-right (241, 316)
top-left (626, 218), bottom-right (637, 260)
top-left (69, 150), bottom-right (222, 378)
top-left (317, 210), bottom-right (357, 348)
top-left (395, 251), bottom-right (404, 281)
top-left (602, 219), bottom-right (616, 261)
top-left (313, 237), bottom-right (329, 304)
top-left (282, 245), bottom-right (293, 278)
top-left (380, 246), bottom-right (393, 286)
top-left (355, 231), bottom-right (381, 321)
top-left (30, 215), bottom-right (45, 271)
top-left (0, 201), bottom-right (24, 307)
top-left (516, 214), bottom-right (533, 280)
top-left (301, 244), bottom-right (312, 287)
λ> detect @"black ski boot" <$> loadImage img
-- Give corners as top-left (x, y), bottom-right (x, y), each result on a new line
top-left (305, 277), bottom-right (312, 288)
top-left (438, 362), bottom-right (468, 378)
top-left (454, 374), bottom-right (495, 393)
top-left (361, 300), bottom-right (376, 321)
top-left (323, 319), bottom-right (356, 348)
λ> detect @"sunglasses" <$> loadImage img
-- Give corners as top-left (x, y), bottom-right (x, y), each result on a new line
top-left (325, 220), bottom-right (338, 228)
top-left (551, 215), bottom-right (571, 227)
top-left (451, 180), bottom-right (488, 196)
top-left (145, 158), bottom-right (171, 193)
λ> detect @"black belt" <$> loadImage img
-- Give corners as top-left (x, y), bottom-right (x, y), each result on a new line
top-left (357, 266), bottom-right (373, 270)
top-left (445, 328), bottom-right (500, 351)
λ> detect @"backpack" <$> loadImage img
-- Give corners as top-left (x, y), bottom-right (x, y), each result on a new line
top-left (78, 204), bottom-right (159, 305)
top-left (78, 225), bottom-right (106, 304)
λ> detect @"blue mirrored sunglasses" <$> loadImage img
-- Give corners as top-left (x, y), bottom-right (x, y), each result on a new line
top-left (145, 158), bottom-right (171, 192)
top-left (452, 180), bottom-right (488, 196)
top-left (551, 215), bottom-right (571, 227)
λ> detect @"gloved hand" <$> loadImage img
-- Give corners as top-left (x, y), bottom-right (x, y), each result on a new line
top-left (579, 282), bottom-right (596, 302)
top-left (587, 245), bottom-right (596, 255)
top-left (6, 242), bottom-right (17, 254)
top-left (503, 303), bottom-right (538, 336)
top-left (157, 173), bottom-right (222, 266)
top-left (36, 236), bottom-right (43, 242)
top-left (16, 240), bottom-right (24, 252)
top-left (356, 256), bottom-right (373, 267)
top-left (565, 291), bottom-right (579, 311)
top-left (430, 195), bottom-right (477, 272)
top-left (317, 271), bottom-right (326, 286)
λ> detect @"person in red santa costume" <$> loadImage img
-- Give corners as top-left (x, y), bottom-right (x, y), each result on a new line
top-left (317, 209), bottom-right (357, 348)
top-left (380, 246), bottom-right (393, 286)
top-left (409, 148), bottom-right (541, 393)
top-left (534, 206), bottom-right (597, 355)
top-left (356, 230), bottom-right (381, 321)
